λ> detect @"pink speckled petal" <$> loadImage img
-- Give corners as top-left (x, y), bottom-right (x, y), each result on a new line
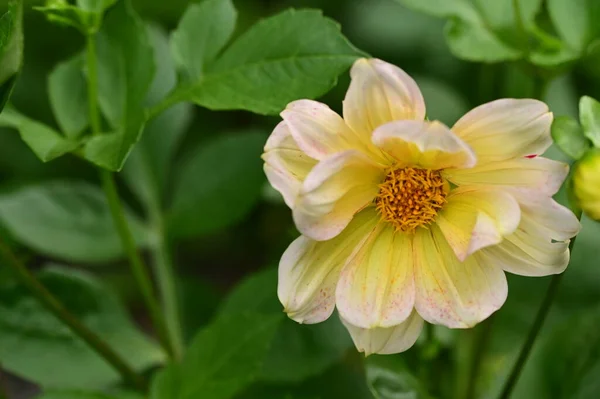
top-left (278, 209), bottom-right (380, 324)
top-left (414, 225), bottom-right (507, 328)
top-left (336, 224), bottom-right (415, 329)
top-left (436, 187), bottom-right (521, 261)
top-left (340, 309), bottom-right (423, 355)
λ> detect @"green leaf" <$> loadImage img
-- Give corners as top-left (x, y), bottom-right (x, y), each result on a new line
top-left (168, 131), bottom-right (266, 239)
top-left (179, 8), bottom-right (364, 115)
top-left (0, 266), bottom-right (165, 389)
top-left (76, 0), bottom-right (117, 13)
top-left (170, 0), bottom-right (237, 80)
top-left (123, 24), bottom-right (192, 208)
top-left (150, 312), bottom-right (282, 399)
top-left (0, 0), bottom-right (23, 113)
top-left (48, 54), bottom-right (89, 138)
top-left (219, 268), bottom-right (353, 383)
top-left (0, 180), bottom-right (149, 263)
top-left (551, 116), bottom-right (591, 160)
top-left (547, 0), bottom-right (600, 53)
top-left (36, 391), bottom-right (143, 399)
top-left (35, 0), bottom-right (116, 34)
top-left (366, 355), bottom-right (432, 399)
top-left (579, 96), bottom-right (600, 147)
top-left (0, 108), bottom-right (79, 162)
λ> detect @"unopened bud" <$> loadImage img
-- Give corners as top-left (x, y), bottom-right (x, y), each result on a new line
top-left (573, 149), bottom-right (600, 220)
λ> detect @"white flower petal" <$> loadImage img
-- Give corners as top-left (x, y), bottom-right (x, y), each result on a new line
top-left (372, 120), bottom-right (476, 170)
top-left (436, 187), bottom-right (521, 261)
top-left (343, 58), bottom-right (425, 137)
top-left (278, 209), bottom-right (380, 323)
top-left (293, 150), bottom-right (385, 241)
top-left (262, 121), bottom-right (317, 207)
top-left (413, 226), bottom-right (507, 328)
top-left (341, 310), bottom-right (423, 356)
top-left (336, 224), bottom-right (415, 329)
top-left (452, 99), bottom-right (553, 163)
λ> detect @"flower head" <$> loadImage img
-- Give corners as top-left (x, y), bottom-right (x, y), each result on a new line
top-left (262, 58), bottom-right (581, 355)
top-left (573, 149), bottom-right (600, 220)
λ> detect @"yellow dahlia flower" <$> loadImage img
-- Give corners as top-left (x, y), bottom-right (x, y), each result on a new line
top-left (573, 149), bottom-right (600, 220)
top-left (262, 58), bottom-right (581, 355)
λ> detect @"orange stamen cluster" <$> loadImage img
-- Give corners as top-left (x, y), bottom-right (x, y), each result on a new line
top-left (375, 167), bottom-right (447, 233)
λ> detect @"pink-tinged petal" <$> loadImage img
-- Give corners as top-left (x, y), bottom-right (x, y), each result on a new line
top-left (372, 120), bottom-right (476, 170)
top-left (340, 310), bottom-right (423, 355)
top-left (444, 157), bottom-right (568, 197)
top-left (281, 100), bottom-right (361, 160)
top-left (293, 150), bottom-right (385, 241)
top-left (336, 224), bottom-right (415, 329)
top-left (452, 99), bottom-right (553, 163)
top-left (343, 58), bottom-right (425, 137)
top-left (414, 226), bottom-right (507, 328)
top-left (436, 187), bottom-right (521, 261)
top-left (262, 121), bottom-right (317, 207)
top-left (481, 197), bottom-right (580, 277)
top-left (278, 209), bottom-right (380, 324)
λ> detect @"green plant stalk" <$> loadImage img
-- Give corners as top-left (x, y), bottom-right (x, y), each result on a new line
top-left (85, 33), bottom-right (174, 358)
top-left (0, 238), bottom-right (145, 391)
top-left (498, 209), bottom-right (583, 399)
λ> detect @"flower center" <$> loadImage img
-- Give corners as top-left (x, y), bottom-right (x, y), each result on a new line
top-left (375, 167), bottom-right (447, 232)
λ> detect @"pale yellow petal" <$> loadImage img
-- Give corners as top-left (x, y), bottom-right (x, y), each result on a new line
top-left (413, 226), bottom-right (507, 328)
top-left (340, 310), bottom-right (423, 355)
top-left (452, 99), bottom-right (553, 163)
top-left (443, 157), bottom-right (568, 197)
top-left (372, 120), bottom-right (476, 170)
top-left (293, 150), bottom-right (385, 241)
top-left (262, 121), bottom-right (317, 207)
top-left (336, 224), bottom-right (414, 329)
top-left (436, 187), bottom-right (521, 261)
top-left (343, 58), bottom-right (425, 137)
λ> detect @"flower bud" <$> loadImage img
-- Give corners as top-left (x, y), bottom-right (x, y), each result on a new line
top-left (573, 149), bottom-right (600, 220)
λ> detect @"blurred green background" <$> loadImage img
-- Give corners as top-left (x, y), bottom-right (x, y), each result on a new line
top-left (1, 0), bottom-right (600, 398)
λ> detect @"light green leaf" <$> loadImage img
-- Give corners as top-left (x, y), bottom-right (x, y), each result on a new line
top-left (168, 131), bottom-right (266, 239)
top-left (0, 108), bottom-right (79, 162)
top-left (170, 0), bottom-right (237, 80)
top-left (219, 268), bottom-right (353, 383)
top-left (551, 116), bottom-right (591, 160)
top-left (0, 0), bottom-right (23, 112)
top-left (48, 54), bottom-right (89, 138)
top-left (35, 1), bottom-right (97, 34)
top-left (579, 96), bottom-right (600, 147)
top-left (0, 266), bottom-right (165, 389)
top-left (76, 0), bottom-right (117, 13)
top-left (150, 312), bottom-right (282, 399)
top-left (179, 8), bottom-right (364, 115)
top-left (0, 180), bottom-right (148, 263)
top-left (547, 0), bottom-right (600, 53)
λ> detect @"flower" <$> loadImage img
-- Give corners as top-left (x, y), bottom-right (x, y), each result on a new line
top-left (573, 149), bottom-right (600, 220)
top-left (262, 58), bottom-right (581, 355)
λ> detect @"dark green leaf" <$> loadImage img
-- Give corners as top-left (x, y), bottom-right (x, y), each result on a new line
top-left (180, 8), bottom-right (364, 115)
top-left (551, 116), bottom-right (591, 160)
top-left (150, 312), bottom-right (282, 399)
top-left (36, 391), bottom-right (143, 399)
top-left (0, 0), bottom-right (23, 112)
top-left (0, 108), bottom-right (79, 162)
top-left (579, 96), bottom-right (600, 147)
top-left (0, 180), bottom-right (149, 263)
top-left (168, 131), bottom-right (266, 239)
top-left (48, 54), bottom-right (89, 138)
top-left (547, 0), bottom-right (600, 53)
top-left (171, 0), bottom-right (237, 80)
top-left (0, 266), bottom-right (165, 389)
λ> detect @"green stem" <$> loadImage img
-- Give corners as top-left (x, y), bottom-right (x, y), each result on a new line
top-left (466, 316), bottom-right (495, 399)
top-left (86, 34), bottom-right (101, 134)
top-left (498, 210), bottom-right (582, 399)
top-left (145, 86), bottom-right (187, 122)
top-left (0, 239), bottom-right (145, 391)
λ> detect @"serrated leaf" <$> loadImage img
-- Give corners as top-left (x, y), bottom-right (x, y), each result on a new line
top-left (580, 96), bottom-right (600, 147)
top-left (0, 266), bottom-right (165, 389)
top-left (48, 54), bottom-right (89, 138)
top-left (170, 0), bottom-right (237, 80)
top-left (167, 131), bottom-right (266, 239)
top-left (0, 180), bottom-right (148, 263)
top-left (0, 0), bottom-right (23, 112)
top-left (150, 312), bottom-right (282, 399)
top-left (179, 8), bottom-right (364, 115)
top-left (551, 116), bottom-right (591, 160)
top-left (0, 108), bottom-right (79, 162)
